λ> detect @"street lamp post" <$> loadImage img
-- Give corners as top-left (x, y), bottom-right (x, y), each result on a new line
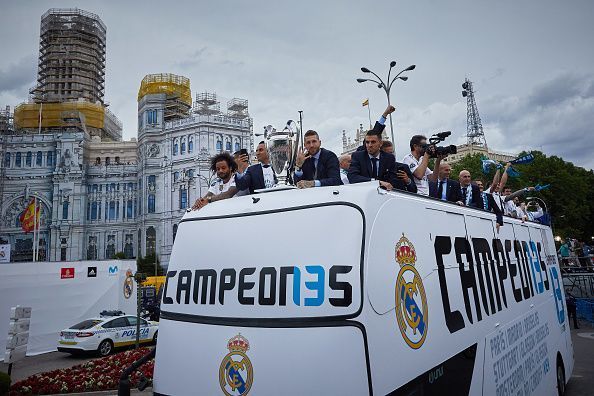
top-left (357, 61), bottom-right (415, 144)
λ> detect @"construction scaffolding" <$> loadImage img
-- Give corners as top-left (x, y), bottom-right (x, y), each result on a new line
top-left (13, 101), bottom-right (121, 140)
top-left (227, 98), bottom-right (249, 119)
top-left (193, 92), bottom-right (221, 115)
top-left (0, 106), bottom-right (14, 134)
top-left (138, 73), bottom-right (192, 121)
top-left (30, 8), bottom-right (106, 104)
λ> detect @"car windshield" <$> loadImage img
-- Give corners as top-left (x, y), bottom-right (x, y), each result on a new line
top-left (70, 319), bottom-right (102, 330)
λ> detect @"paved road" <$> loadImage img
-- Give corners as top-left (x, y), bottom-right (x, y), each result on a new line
top-left (1, 329), bottom-right (593, 394)
top-left (566, 327), bottom-right (594, 396)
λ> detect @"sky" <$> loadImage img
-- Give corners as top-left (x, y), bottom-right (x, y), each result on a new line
top-left (1, 0), bottom-right (594, 169)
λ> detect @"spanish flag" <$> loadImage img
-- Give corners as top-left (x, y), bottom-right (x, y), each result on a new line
top-left (362, 98), bottom-right (369, 107)
top-left (19, 198), bottom-right (41, 233)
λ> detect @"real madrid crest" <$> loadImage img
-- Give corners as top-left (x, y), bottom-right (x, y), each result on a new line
top-left (123, 269), bottom-right (134, 299)
top-left (219, 334), bottom-right (254, 396)
top-left (394, 234), bottom-right (428, 349)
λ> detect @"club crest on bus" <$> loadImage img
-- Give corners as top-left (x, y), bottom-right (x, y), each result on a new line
top-left (395, 234), bottom-right (428, 349)
top-left (219, 334), bottom-right (254, 396)
top-left (123, 269), bottom-right (134, 299)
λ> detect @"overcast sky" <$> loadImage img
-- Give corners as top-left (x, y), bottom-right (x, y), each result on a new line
top-left (1, 0), bottom-right (593, 169)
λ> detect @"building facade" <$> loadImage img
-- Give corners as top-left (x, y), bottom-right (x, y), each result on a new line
top-left (0, 9), bottom-right (253, 268)
top-left (443, 143), bottom-right (516, 165)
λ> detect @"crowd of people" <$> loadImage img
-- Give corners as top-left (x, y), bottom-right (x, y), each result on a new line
top-left (558, 238), bottom-right (593, 273)
top-left (191, 105), bottom-right (548, 231)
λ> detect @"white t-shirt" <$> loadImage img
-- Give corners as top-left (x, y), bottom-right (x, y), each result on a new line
top-left (340, 169), bottom-right (350, 185)
top-left (262, 165), bottom-right (276, 189)
top-left (208, 177), bottom-right (236, 196)
top-left (402, 153), bottom-right (432, 195)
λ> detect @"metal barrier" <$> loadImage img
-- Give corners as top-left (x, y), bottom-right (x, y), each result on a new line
top-left (576, 299), bottom-right (594, 327)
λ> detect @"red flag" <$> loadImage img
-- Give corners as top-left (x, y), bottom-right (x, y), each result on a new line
top-left (19, 199), bottom-right (41, 233)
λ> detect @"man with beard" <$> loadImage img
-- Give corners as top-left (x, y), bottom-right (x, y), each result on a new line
top-left (192, 152), bottom-right (238, 210)
top-left (294, 130), bottom-right (341, 188)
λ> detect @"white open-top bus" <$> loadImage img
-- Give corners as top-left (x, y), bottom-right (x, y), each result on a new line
top-left (153, 182), bottom-right (573, 396)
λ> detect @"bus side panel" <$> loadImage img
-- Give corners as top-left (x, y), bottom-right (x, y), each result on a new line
top-left (366, 200), bottom-right (481, 395)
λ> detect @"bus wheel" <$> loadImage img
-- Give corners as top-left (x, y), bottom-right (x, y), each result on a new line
top-left (556, 355), bottom-right (566, 396)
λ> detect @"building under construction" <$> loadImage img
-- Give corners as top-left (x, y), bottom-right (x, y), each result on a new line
top-left (13, 8), bottom-right (121, 140)
top-left (138, 73), bottom-right (192, 122)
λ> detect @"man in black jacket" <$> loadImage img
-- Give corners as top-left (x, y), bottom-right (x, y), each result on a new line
top-left (429, 163), bottom-right (463, 203)
top-left (235, 141), bottom-right (277, 194)
top-left (294, 130), bottom-right (341, 188)
top-left (347, 128), bottom-right (417, 193)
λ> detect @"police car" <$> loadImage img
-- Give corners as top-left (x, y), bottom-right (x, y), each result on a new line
top-left (57, 313), bottom-right (158, 356)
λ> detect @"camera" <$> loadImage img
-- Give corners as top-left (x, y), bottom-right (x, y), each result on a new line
top-left (421, 131), bottom-right (457, 158)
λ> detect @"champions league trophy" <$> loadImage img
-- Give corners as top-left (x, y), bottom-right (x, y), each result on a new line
top-left (264, 120), bottom-right (301, 186)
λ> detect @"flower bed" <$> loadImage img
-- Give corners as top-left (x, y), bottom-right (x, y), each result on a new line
top-left (9, 347), bottom-right (154, 395)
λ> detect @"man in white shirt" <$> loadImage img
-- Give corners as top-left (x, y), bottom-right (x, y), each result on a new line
top-left (401, 135), bottom-right (441, 195)
top-left (192, 152), bottom-right (238, 210)
top-left (339, 154), bottom-right (351, 185)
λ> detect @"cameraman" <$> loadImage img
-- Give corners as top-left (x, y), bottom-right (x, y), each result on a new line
top-left (401, 135), bottom-right (442, 196)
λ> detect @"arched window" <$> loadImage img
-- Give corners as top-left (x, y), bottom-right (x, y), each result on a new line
top-left (179, 188), bottom-right (188, 209)
top-left (188, 138), bottom-right (193, 153)
top-left (36, 151), bottom-right (43, 166)
top-left (87, 236), bottom-right (97, 260)
top-left (95, 157), bottom-right (101, 165)
top-left (173, 139), bottom-right (179, 155)
top-left (47, 152), bottom-right (54, 167)
top-left (26, 151), bottom-right (32, 167)
top-left (62, 201), bottom-right (69, 220)
top-left (15, 152), bottom-right (21, 167)
top-left (146, 226), bottom-right (156, 256)
top-left (105, 157), bottom-right (111, 165)
top-left (91, 202), bottom-right (98, 220)
top-left (173, 224), bottom-right (178, 243)
top-left (126, 200), bottom-right (133, 218)
top-left (187, 169), bottom-right (194, 179)
top-left (148, 194), bottom-right (156, 213)
top-left (235, 142), bottom-right (240, 152)
top-left (109, 201), bottom-right (116, 220)
top-left (225, 139), bottom-right (231, 151)
top-left (173, 171), bottom-right (179, 182)
top-left (181, 139), bottom-right (186, 154)
top-left (4, 152), bottom-right (10, 167)
top-left (216, 138), bottom-right (223, 151)
top-left (124, 241), bottom-right (134, 259)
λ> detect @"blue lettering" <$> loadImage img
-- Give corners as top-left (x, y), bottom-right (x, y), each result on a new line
top-left (292, 267), bottom-right (301, 306)
top-left (549, 267), bottom-right (565, 324)
top-left (530, 242), bottom-right (544, 294)
top-left (304, 265), bottom-right (325, 306)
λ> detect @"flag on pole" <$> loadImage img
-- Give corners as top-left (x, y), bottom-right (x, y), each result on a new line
top-left (19, 199), bottom-right (41, 233)
top-left (510, 153), bottom-right (534, 165)
top-left (362, 98), bottom-right (369, 107)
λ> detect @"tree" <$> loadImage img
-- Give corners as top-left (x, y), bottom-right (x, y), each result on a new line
top-left (136, 253), bottom-right (164, 276)
top-left (449, 151), bottom-right (594, 241)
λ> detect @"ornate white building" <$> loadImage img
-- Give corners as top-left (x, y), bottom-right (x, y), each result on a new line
top-left (0, 9), bottom-right (253, 268)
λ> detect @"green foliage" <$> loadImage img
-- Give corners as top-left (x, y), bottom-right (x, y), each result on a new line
top-left (113, 251), bottom-right (126, 259)
top-left (450, 151), bottom-right (594, 241)
top-left (136, 253), bottom-right (164, 276)
top-left (0, 370), bottom-right (10, 396)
